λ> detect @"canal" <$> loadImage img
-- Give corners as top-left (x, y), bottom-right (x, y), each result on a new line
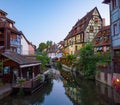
top-left (0, 69), bottom-right (120, 105)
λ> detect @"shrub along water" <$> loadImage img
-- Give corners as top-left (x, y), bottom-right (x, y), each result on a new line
top-left (76, 43), bottom-right (99, 79)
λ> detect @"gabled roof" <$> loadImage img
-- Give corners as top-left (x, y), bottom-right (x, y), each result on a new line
top-left (46, 44), bottom-right (58, 53)
top-left (64, 7), bottom-right (102, 40)
top-left (2, 50), bottom-right (41, 68)
top-left (0, 16), bottom-right (15, 23)
top-left (102, 0), bottom-right (110, 4)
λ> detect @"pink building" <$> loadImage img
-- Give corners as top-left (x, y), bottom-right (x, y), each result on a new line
top-left (28, 42), bottom-right (36, 55)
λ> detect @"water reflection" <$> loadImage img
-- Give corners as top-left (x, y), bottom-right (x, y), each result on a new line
top-left (63, 77), bottom-right (120, 105)
top-left (0, 81), bottom-right (53, 105)
top-left (0, 71), bottom-right (120, 105)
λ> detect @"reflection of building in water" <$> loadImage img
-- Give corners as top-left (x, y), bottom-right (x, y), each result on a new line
top-left (63, 80), bottom-right (81, 104)
top-left (0, 81), bottom-right (53, 105)
top-left (63, 78), bottom-right (120, 105)
top-left (96, 81), bottom-right (120, 104)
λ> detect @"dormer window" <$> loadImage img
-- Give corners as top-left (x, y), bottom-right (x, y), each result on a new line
top-left (103, 36), bottom-right (109, 42)
top-left (96, 37), bottom-right (100, 42)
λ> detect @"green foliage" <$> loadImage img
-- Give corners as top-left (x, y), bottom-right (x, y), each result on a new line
top-left (96, 52), bottom-right (111, 63)
top-left (18, 79), bottom-right (25, 96)
top-left (37, 42), bottom-right (47, 52)
top-left (36, 52), bottom-right (50, 70)
top-left (56, 61), bottom-right (62, 70)
top-left (66, 54), bottom-right (76, 61)
top-left (46, 41), bottom-right (53, 47)
top-left (37, 74), bottom-right (43, 81)
top-left (37, 40), bottom-right (53, 53)
top-left (77, 43), bottom-right (98, 79)
top-left (65, 54), bottom-right (76, 66)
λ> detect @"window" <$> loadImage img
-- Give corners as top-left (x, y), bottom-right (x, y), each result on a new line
top-left (94, 18), bottom-right (99, 24)
top-left (80, 34), bottom-right (83, 42)
top-left (90, 26), bottom-right (94, 32)
top-left (96, 37), bottom-right (100, 42)
top-left (103, 36), bottom-right (109, 42)
top-left (4, 66), bottom-right (10, 74)
top-left (75, 46), bottom-right (78, 51)
top-left (112, 0), bottom-right (117, 9)
top-left (113, 23), bottom-right (117, 36)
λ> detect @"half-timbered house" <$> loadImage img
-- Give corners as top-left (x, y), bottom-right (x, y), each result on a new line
top-left (64, 7), bottom-right (103, 55)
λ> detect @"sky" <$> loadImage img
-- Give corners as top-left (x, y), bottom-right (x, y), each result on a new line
top-left (0, 0), bottom-right (110, 48)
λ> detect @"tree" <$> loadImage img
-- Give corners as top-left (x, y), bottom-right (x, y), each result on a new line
top-left (66, 54), bottom-right (76, 66)
top-left (36, 52), bottom-right (50, 70)
top-left (37, 40), bottom-right (53, 53)
top-left (96, 51), bottom-right (111, 67)
top-left (77, 43), bottom-right (98, 79)
top-left (46, 41), bottom-right (53, 47)
top-left (37, 42), bottom-right (47, 52)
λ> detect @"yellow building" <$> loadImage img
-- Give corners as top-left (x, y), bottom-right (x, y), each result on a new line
top-left (64, 7), bottom-right (103, 55)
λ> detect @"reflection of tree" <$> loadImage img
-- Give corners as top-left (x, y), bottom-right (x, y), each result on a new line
top-left (0, 81), bottom-right (53, 105)
top-left (62, 70), bottom-right (99, 105)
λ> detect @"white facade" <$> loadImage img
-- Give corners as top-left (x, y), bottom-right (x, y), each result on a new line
top-left (48, 53), bottom-right (56, 58)
top-left (21, 35), bottom-right (29, 55)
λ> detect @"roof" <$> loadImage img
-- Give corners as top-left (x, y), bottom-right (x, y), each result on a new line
top-left (46, 44), bottom-right (58, 53)
top-left (93, 25), bottom-right (110, 46)
top-left (94, 25), bottom-right (110, 38)
top-left (2, 50), bottom-right (41, 68)
top-left (0, 10), bottom-right (7, 16)
top-left (64, 7), bottom-right (101, 40)
top-left (21, 33), bottom-right (35, 48)
top-left (102, 0), bottom-right (110, 4)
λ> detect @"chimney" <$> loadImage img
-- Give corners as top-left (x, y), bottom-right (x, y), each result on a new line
top-left (102, 18), bottom-right (106, 26)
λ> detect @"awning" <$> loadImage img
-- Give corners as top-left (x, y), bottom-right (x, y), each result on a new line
top-left (20, 63), bottom-right (41, 68)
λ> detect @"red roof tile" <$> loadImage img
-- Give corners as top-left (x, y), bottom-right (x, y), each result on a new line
top-left (64, 7), bottom-right (101, 40)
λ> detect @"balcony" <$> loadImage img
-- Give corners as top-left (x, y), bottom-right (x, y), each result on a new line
top-left (10, 40), bottom-right (20, 47)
